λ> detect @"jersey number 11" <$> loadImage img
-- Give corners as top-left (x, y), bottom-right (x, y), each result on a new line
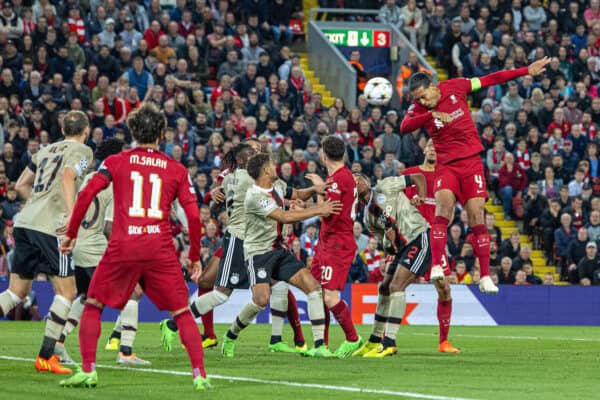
top-left (128, 171), bottom-right (163, 219)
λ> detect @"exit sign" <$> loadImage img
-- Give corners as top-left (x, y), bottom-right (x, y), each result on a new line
top-left (322, 28), bottom-right (390, 48)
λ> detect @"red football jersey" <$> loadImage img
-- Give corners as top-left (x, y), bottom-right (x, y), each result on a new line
top-left (321, 166), bottom-right (357, 239)
top-left (402, 78), bottom-right (484, 166)
top-left (68, 147), bottom-right (200, 263)
top-left (403, 166), bottom-right (436, 225)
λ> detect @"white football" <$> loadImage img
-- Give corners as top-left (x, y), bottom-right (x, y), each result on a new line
top-left (363, 77), bottom-right (393, 106)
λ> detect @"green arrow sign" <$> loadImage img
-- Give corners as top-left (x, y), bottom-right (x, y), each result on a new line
top-left (321, 28), bottom-right (390, 47)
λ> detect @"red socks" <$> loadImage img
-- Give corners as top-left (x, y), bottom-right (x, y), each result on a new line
top-left (286, 290), bottom-right (305, 346)
top-left (324, 303), bottom-right (330, 345)
top-left (431, 216), bottom-right (449, 270)
top-left (437, 299), bottom-right (452, 343)
top-left (472, 224), bottom-right (491, 277)
top-left (198, 288), bottom-right (215, 339)
top-left (79, 303), bottom-right (102, 373)
top-left (330, 300), bottom-right (359, 342)
top-left (174, 311), bottom-right (206, 378)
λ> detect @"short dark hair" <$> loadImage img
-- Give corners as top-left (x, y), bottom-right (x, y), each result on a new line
top-left (95, 138), bottom-right (124, 162)
top-left (247, 153), bottom-right (271, 180)
top-left (127, 103), bottom-right (166, 144)
top-left (322, 136), bottom-right (345, 161)
top-left (408, 72), bottom-right (432, 93)
top-left (62, 110), bottom-right (89, 137)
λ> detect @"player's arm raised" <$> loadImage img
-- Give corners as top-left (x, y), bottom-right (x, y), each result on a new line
top-left (268, 199), bottom-right (342, 224)
top-left (290, 173), bottom-right (329, 201)
top-left (400, 104), bottom-right (433, 134)
top-left (469, 56), bottom-right (550, 92)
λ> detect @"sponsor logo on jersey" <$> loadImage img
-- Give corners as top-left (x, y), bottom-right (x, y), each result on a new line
top-left (128, 224), bottom-right (161, 235)
top-left (328, 182), bottom-right (340, 194)
top-left (376, 193), bottom-right (386, 204)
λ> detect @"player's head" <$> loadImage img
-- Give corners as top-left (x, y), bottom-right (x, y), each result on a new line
top-left (231, 143), bottom-right (255, 169)
top-left (62, 110), bottom-right (90, 140)
top-left (247, 152), bottom-right (276, 182)
top-left (320, 136), bottom-right (345, 164)
top-left (353, 173), bottom-right (371, 198)
top-left (243, 137), bottom-right (262, 154)
top-left (424, 139), bottom-right (436, 165)
top-left (95, 138), bottom-right (125, 162)
top-left (409, 72), bottom-right (440, 109)
top-left (128, 103), bottom-right (166, 145)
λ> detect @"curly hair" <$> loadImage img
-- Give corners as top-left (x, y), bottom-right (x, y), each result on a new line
top-left (127, 103), bottom-right (166, 144)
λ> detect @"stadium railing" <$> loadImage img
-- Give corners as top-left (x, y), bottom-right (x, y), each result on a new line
top-left (307, 8), bottom-right (437, 106)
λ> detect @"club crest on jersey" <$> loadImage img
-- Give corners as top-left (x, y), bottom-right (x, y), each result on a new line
top-left (434, 118), bottom-right (444, 129)
top-left (257, 268), bottom-right (267, 279)
top-left (329, 182), bottom-right (340, 194)
top-left (376, 193), bottom-right (386, 205)
top-left (450, 94), bottom-right (457, 104)
top-left (230, 273), bottom-right (240, 285)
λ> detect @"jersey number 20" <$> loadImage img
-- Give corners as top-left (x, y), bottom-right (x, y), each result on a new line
top-left (128, 171), bottom-right (163, 219)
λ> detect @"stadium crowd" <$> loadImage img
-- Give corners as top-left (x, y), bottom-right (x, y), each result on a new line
top-left (0, 0), bottom-right (599, 288)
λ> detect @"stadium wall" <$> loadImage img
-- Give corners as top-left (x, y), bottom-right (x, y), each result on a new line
top-left (1, 282), bottom-right (599, 326)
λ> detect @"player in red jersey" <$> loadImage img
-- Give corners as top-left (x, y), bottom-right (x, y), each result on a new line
top-left (403, 140), bottom-right (459, 353)
top-left (310, 136), bottom-right (363, 357)
top-left (58, 104), bottom-right (211, 391)
top-left (400, 57), bottom-right (550, 294)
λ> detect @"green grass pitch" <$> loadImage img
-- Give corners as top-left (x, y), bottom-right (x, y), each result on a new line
top-left (0, 322), bottom-right (598, 400)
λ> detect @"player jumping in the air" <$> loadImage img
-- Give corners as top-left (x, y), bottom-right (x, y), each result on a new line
top-left (220, 153), bottom-right (339, 357)
top-left (59, 104), bottom-right (211, 390)
top-left (309, 136), bottom-right (363, 358)
top-left (0, 111), bottom-right (93, 374)
top-left (403, 140), bottom-right (460, 353)
top-left (352, 172), bottom-right (430, 357)
top-left (401, 57), bottom-right (551, 294)
top-left (54, 138), bottom-right (151, 366)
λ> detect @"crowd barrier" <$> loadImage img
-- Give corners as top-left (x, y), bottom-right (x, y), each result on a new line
top-left (1, 282), bottom-right (599, 326)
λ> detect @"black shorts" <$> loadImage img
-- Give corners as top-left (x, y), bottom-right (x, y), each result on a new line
top-left (215, 232), bottom-right (249, 289)
top-left (388, 230), bottom-right (431, 277)
top-left (75, 266), bottom-right (96, 297)
top-left (247, 248), bottom-right (305, 286)
top-left (12, 227), bottom-right (74, 279)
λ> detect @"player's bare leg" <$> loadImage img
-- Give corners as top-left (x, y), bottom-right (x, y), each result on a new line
top-left (434, 278), bottom-right (460, 353)
top-left (364, 266), bottom-right (417, 358)
top-left (0, 274), bottom-right (74, 372)
top-left (269, 281), bottom-right (297, 353)
top-left (35, 275), bottom-right (77, 374)
top-left (222, 283), bottom-right (269, 357)
top-left (160, 255), bottom-right (225, 351)
top-left (353, 272), bottom-right (393, 357)
top-left (117, 285), bottom-right (151, 366)
top-left (322, 288), bottom-right (363, 358)
top-left (430, 189), bottom-right (455, 282)
top-left (465, 197), bottom-right (498, 294)
top-left (196, 255), bottom-right (220, 346)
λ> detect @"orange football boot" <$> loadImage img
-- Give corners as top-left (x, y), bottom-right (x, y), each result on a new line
top-left (35, 355), bottom-right (73, 374)
top-left (438, 340), bottom-right (461, 354)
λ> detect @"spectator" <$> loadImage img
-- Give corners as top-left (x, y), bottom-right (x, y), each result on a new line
top-left (512, 245), bottom-right (533, 272)
top-left (566, 226), bottom-right (589, 282)
top-left (0, 185), bottom-right (20, 220)
top-left (577, 241), bottom-right (600, 285)
top-left (555, 212), bottom-right (577, 269)
top-left (361, 238), bottom-right (384, 283)
top-left (499, 230), bottom-right (521, 261)
top-left (568, 168), bottom-right (587, 197)
top-left (537, 166), bottom-right (563, 200)
top-left (586, 210), bottom-right (600, 242)
top-left (522, 262), bottom-right (542, 285)
top-left (454, 259), bottom-right (472, 284)
top-left (498, 152), bottom-right (528, 219)
top-left (348, 252), bottom-right (368, 284)
top-left (514, 269), bottom-right (529, 285)
top-left (353, 222), bottom-right (369, 253)
top-left (498, 256), bottom-right (516, 284)
top-left (500, 82), bottom-right (523, 122)
top-left (523, 182), bottom-right (547, 236)
top-left (542, 272), bottom-right (555, 285)
top-left (379, 0), bottom-right (403, 27)
top-left (401, 0), bottom-right (427, 54)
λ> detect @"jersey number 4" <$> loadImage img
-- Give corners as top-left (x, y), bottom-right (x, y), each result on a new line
top-left (128, 171), bottom-right (163, 219)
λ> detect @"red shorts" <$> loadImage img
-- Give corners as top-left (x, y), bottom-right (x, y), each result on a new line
top-left (310, 238), bottom-right (356, 291)
top-left (88, 258), bottom-right (189, 311)
top-left (434, 156), bottom-right (488, 205)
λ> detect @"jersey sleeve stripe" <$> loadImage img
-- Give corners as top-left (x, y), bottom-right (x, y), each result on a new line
top-left (98, 168), bottom-right (112, 181)
top-left (28, 161), bottom-right (37, 173)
